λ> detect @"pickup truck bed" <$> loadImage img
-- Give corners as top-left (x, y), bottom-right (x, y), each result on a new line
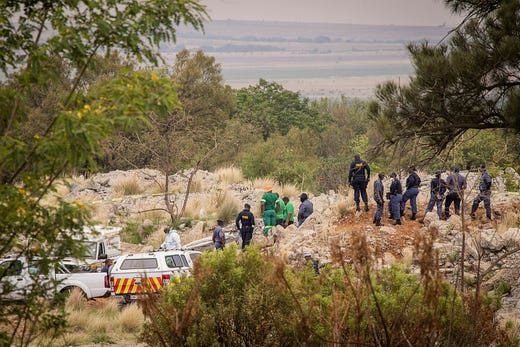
top-left (0, 256), bottom-right (110, 301)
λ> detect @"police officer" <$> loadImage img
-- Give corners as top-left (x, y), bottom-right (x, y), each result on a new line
top-left (389, 172), bottom-right (403, 225)
top-left (348, 154), bottom-right (370, 212)
top-left (423, 170), bottom-right (447, 220)
top-left (444, 166), bottom-right (466, 219)
top-left (235, 203), bottom-right (255, 250)
top-left (297, 193), bottom-right (313, 226)
top-left (400, 165), bottom-right (421, 220)
top-left (471, 164), bottom-right (492, 220)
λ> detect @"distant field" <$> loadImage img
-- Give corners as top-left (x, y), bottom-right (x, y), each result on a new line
top-left (167, 20), bottom-right (452, 99)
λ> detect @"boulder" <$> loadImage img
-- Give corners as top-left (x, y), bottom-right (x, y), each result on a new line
top-left (501, 228), bottom-right (520, 247)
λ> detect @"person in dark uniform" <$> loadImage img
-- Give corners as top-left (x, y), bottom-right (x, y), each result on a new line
top-left (471, 163), bottom-right (493, 220)
top-left (297, 193), bottom-right (313, 226)
top-left (400, 165), bottom-right (421, 220)
top-left (348, 154), bottom-right (371, 212)
top-left (235, 203), bottom-right (255, 250)
top-left (389, 172), bottom-right (403, 225)
top-left (444, 166), bottom-right (466, 219)
top-left (423, 170), bottom-right (447, 221)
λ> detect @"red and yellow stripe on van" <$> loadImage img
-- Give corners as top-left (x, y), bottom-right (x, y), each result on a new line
top-left (112, 276), bottom-right (162, 295)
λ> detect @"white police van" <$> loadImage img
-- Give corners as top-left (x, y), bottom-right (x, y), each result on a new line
top-left (109, 250), bottom-right (200, 303)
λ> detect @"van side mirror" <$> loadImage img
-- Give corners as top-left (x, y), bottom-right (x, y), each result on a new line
top-left (98, 253), bottom-right (107, 260)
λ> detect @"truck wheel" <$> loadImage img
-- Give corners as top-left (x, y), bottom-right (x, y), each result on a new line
top-left (123, 294), bottom-right (132, 304)
top-left (61, 286), bottom-right (88, 300)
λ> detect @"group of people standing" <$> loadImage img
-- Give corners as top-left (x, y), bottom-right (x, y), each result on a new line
top-left (230, 186), bottom-right (314, 250)
top-left (349, 154), bottom-right (493, 226)
top-left (212, 156), bottom-right (494, 250)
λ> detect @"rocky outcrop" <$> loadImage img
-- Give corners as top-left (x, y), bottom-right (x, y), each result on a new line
top-left (66, 168), bottom-right (520, 325)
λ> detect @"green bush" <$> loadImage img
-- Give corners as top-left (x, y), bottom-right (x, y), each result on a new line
top-left (139, 246), bottom-right (515, 347)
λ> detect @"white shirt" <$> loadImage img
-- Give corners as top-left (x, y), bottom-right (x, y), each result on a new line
top-left (161, 230), bottom-right (181, 250)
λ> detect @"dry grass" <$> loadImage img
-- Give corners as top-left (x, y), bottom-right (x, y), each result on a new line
top-left (66, 309), bottom-right (90, 328)
top-left (278, 183), bottom-right (299, 200)
top-left (146, 228), bottom-right (166, 249)
top-left (65, 287), bottom-right (87, 312)
top-left (89, 203), bottom-right (111, 224)
top-left (112, 174), bottom-right (144, 197)
top-left (400, 247), bottom-right (414, 267)
top-left (336, 199), bottom-right (350, 219)
top-left (55, 297), bottom-right (147, 346)
top-left (211, 190), bottom-right (241, 223)
top-left (136, 208), bottom-right (169, 224)
top-left (188, 174), bottom-right (206, 193)
top-left (58, 332), bottom-right (90, 346)
top-left (497, 212), bottom-right (520, 233)
top-left (119, 303), bottom-right (145, 332)
top-left (184, 197), bottom-right (204, 219)
top-left (252, 177), bottom-right (277, 191)
top-left (100, 297), bottom-right (120, 319)
top-left (216, 166), bottom-right (244, 185)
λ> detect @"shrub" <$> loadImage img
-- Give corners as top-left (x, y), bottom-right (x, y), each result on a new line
top-left (119, 303), bottom-right (144, 333)
top-left (65, 287), bottom-right (87, 312)
top-left (112, 175), bottom-right (144, 196)
top-left (215, 190), bottom-right (240, 223)
top-left (215, 166), bottom-right (244, 185)
top-left (139, 243), bottom-right (515, 347)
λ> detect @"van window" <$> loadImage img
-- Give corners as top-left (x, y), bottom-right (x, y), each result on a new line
top-left (120, 258), bottom-right (158, 270)
top-left (165, 255), bottom-right (184, 268)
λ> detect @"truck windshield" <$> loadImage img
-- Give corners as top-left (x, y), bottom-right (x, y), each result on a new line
top-left (84, 241), bottom-right (97, 258)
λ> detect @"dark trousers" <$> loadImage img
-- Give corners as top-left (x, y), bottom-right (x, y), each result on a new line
top-left (353, 181), bottom-right (368, 205)
top-left (471, 191), bottom-right (491, 218)
top-left (240, 227), bottom-right (253, 249)
top-left (444, 192), bottom-right (461, 217)
top-left (374, 201), bottom-right (384, 220)
top-left (426, 193), bottom-right (444, 219)
top-left (390, 194), bottom-right (402, 220)
top-left (401, 187), bottom-right (419, 214)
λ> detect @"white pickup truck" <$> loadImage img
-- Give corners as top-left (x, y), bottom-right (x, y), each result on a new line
top-left (0, 255), bottom-right (110, 301)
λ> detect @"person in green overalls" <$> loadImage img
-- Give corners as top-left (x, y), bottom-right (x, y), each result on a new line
top-left (282, 196), bottom-right (295, 227)
top-left (274, 193), bottom-right (285, 226)
top-left (260, 185), bottom-right (279, 237)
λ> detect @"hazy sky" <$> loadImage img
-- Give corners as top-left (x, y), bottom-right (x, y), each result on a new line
top-left (201, 0), bottom-right (463, 26)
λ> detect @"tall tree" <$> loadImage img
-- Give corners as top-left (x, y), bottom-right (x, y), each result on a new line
top-left (369, 0), bottom-right (520, 161)
top-left (102, 49), bottom-right (235, 221)
top-left (0, 1), bottom-right (207, 345)
top-left (234, 79), bottom-right (325, 140)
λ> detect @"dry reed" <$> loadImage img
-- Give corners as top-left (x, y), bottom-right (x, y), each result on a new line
top-left (215, 166), bottom-right (244, 185)
top-left (112, 175), bottom-right (144, 197)
top-left (119, 303), bottom-right (145, 332)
